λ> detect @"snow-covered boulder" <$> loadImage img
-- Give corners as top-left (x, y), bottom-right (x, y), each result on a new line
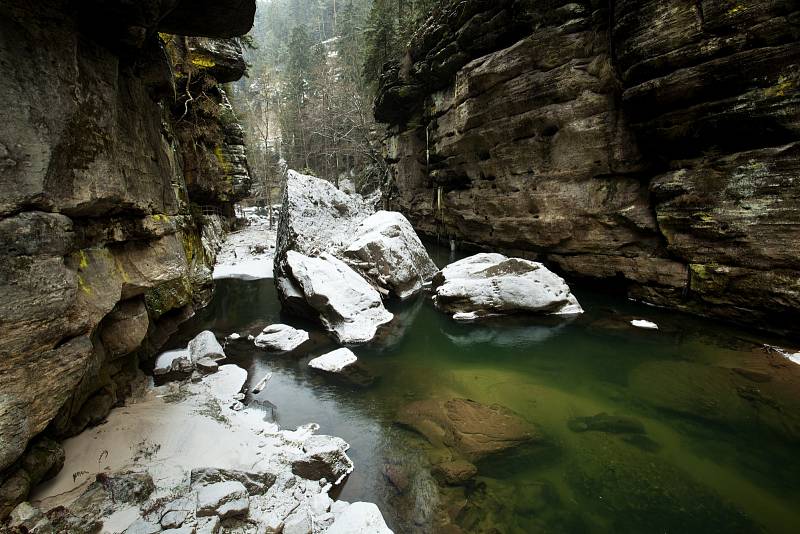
top-left (291, 434), bottom-right (354, 485)
top-left (274, 171), bottom-right (434, 342)
top-left (253, 324), bottom-right (309, 352)
top-left (327, 502), bottom-right (393, 534)
top-left (286, 251), bottom-right (393, 343)
top-left (188, 331), bottom-right (225, 364)
top-left (195, 481), bottom-right (249, 519)
top-left (432, 253), bottom-right (583, 320)
top-left (308, 348), bottom-right (357, 374)
top-left (340, 211), bottom-right (439, 299)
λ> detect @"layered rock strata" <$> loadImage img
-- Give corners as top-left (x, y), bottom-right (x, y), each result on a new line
top-left (0, 0), bottom-right (255, 515)
top-left (376, 0), bottom-right (800, 335)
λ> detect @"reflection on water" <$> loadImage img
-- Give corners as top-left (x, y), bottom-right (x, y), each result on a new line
top-left (165, 250), bottom-right (800, 534)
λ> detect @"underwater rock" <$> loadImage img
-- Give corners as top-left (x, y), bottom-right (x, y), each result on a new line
top-left (340, 210), bottom-right (439, 299)
top-left (286, 251), bottom-right (393, 343)
top-left (432, 460), bottom-right (478, 486)
top-left (396, 398), bottom-right (542, 461)
top-left (566, 432), bottom-right (759, 533)
top-left (432, 254), bottom-right (583, 320)
top-left (253, 324), bottom-right (309, 352)
top-left (630, 359), bottom-right (800, 442)
top-left (567, 413), bottom-right (646, 434)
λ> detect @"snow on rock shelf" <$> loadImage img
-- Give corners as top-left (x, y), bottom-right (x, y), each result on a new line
top-left (432, 253), bottom-right (584, 320)
top-left (630, 319), bottom-right (659, 330)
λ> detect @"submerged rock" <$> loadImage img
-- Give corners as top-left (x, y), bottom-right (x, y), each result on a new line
top-left (432, 254), bottom-right (583, 320)
top-left (567, 413), bottom-right (646, 434)
top-left (432, 460), bottom-right (478, 486)
top-left (396, 398), bottom-right (542, 461)
top-left (286, 251), bottom-right (393, 343)
top-left (253, 324), bottom-right (309, 352)
top-left (340, 210), bottom-right (439, 299)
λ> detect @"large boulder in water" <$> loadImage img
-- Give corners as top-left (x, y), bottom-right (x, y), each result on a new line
top-left (340, 211), bottom-right (439, 299)
top-left (274, 170), bottom-right (435, 342)
top-left (285, 252), bottom-right (393, 344)
top-left (432, 253), bottom-right (583, 320)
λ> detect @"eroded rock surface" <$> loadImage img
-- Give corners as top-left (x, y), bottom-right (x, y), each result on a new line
top-left (376, 0), bottom-right (800, 335)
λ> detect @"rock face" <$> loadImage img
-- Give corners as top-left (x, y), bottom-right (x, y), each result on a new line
top-left (0, 0), bottom-right (255, 514)
top-left (432, 253), bottom-right (583, 320)
top-left (376, 0), bottom-right (800, 335)
top-left (275, 171), bottom-right (437, 342)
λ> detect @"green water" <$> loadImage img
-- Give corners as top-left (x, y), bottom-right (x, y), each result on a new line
top-left (166, 247), bottom-right (800, 533)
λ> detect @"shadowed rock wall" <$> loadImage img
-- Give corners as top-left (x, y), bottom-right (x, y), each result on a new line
top-left (376, 0), bottom-right (800, 335)
top-left (0, 0), bottom-right (255, 515)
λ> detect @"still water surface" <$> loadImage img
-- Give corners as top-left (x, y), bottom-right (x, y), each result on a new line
top-left (165, 246), bottom-right (800, 533)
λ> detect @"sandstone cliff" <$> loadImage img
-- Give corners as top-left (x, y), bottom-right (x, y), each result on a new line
top-left (0, 0), bottom-right (255, 515)
top-left (376, 0), bottom-right (800, 335)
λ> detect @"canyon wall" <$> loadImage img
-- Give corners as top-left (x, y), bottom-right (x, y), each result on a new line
top-left (377, 0), bottom-right (800, 335)
top-left (0, 0), bottom-right (255, 515)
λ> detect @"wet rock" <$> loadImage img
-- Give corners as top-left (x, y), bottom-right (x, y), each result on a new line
top-left (195, 480), bottom-right (249, 519)
top-left (630, 360), bottom-right (800, 442)
top-left (340, 211), bottom-right (439, 299)
top-left (621, 434), bottom-right (662, 453)
top-left (327, 502), bottom-right (393, 534)
top-left (432, 254), bottom-right (583, 320)
top-left (396, 398), bottom-right (542, 461)
top-left (567, 413), bottom-right (646, 434)
top-left (432, 460), bottom-right (478, 486)
top-left (188, 331), bottom-right (226, 364)
top-left (291, 435), bottom-right (354, 485)
top-left (253, 324), bottom-right (309, 352)
top-left (567, 432), bottom-right (759, 533)
top-left (382, 464), bottom-right (410, 494)
top-left (285, 251), bottom-right (393, 343)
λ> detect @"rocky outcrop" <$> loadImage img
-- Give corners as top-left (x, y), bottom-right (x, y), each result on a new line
top-left (0, 0), bottom-right (255, 514)
top-left (376, 0), bottom-right (800, 335)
